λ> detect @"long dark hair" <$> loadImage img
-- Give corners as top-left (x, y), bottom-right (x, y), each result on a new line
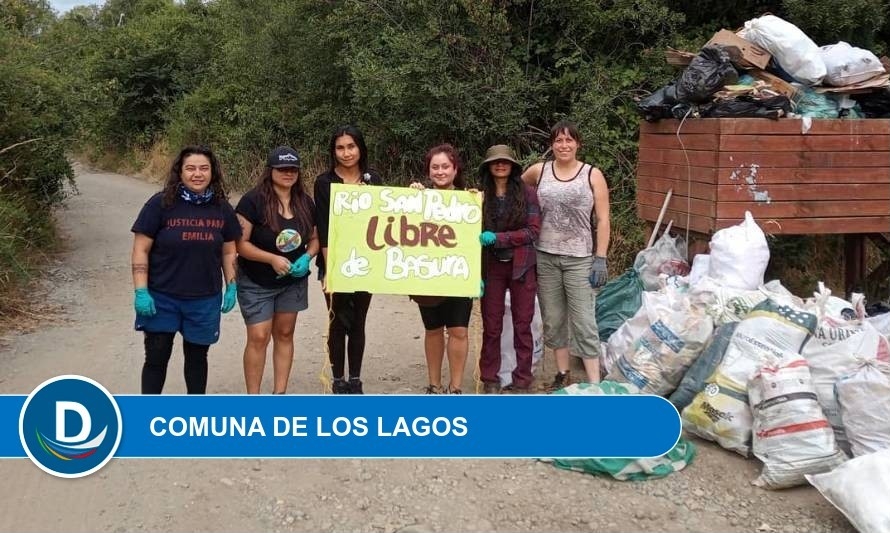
top-left (481, 161), bottom-right (526, 232)
top-left (328, 124), bottom-right (369, 175)
top-left (256, 164), bottom-right (313, 235)
top-left (162, 145), bottom-right (228, 208)
top-left (424, 144), bottom-right (465, 190)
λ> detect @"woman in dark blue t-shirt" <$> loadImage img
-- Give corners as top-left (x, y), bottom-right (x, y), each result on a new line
top-left (235, 146), bottom-right (319, 394)
top-left (130, 145), bottom-right (241, 394)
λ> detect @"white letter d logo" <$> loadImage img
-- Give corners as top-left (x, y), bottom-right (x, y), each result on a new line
top-left (55, 401), bottom-right (91, 443)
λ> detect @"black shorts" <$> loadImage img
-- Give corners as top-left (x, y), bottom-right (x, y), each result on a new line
top-left (418, 297), bottom-right (473, 330)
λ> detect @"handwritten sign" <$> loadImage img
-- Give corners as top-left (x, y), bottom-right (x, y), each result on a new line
top-left (326, 184), bottom-right (482, 297)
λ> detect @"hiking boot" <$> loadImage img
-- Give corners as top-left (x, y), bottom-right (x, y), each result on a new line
top-left (332, 378), bottom-right (351, 394)
top-left (544, 371), bottom-right (571, 392)
top-left (501, 384), bottom-right (531, 394)
top-left (482, 381), bottom-right (501, 394)
top-left (425, 384), bottom-right (444, 394)
top-left (348, 377), bottom-right (364, 395)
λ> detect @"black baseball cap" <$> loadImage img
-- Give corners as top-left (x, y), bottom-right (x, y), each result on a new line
top-left (267, 146), bottom-right (301, 169)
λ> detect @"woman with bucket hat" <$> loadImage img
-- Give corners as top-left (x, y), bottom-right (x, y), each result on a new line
top-left (131, 145), bottom-right (241, 394)
top-left (235, 146), bottom-right (319, 394)
top-left (521, 120), bottom-right (611, 389)
top-left (477, 144), bottom-right (541, 393)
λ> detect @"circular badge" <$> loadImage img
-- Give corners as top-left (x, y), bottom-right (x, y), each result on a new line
top-left (19, 375), bottom-right (122, 478)
top-left (276, 229), bottom-right (302, 253)
top-left (704, 383), bottom-right (720, 397)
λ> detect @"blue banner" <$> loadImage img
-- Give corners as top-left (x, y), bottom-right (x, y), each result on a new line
top-left (4, 393), bottom-right (680, 460)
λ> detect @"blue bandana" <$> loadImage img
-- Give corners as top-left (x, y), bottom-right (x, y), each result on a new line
top-left (179, 184), bottom-right (214, 205)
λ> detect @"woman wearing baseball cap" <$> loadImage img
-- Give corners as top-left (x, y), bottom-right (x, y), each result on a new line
top-left (477, 144), bottom-right (541, 393)
top-left (235, 145), bottom-right (319, 394)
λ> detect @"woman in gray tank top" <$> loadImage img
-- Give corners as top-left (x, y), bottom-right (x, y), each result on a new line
top-left (521, 120), bottom-right (611, 389)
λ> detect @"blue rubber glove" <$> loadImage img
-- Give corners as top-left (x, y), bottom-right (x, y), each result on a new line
top-left (289, 254), bottom-right (311, 278)
top-left (589, 256), bottom-right (608, 288)
top-left (134, 287), bottom-right (156, 317)
top-left (479, 231), bottom-right (497, 246)
top-left (221, 282), bottom-right (237, 313)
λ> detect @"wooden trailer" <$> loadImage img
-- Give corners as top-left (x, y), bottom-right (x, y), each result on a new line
top-left (635, 118), bottom-right (890, 297)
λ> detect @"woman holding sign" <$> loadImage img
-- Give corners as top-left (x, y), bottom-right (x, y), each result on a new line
top-left (130, 145), bottom-right (241, 394)
top-left (314, 125), bottom-right (383, 394)
top-left (235, 146), bottom-right (319, 394)
top-left (409, 144), bottom-right (473, 394)
top-left (521, 121), bottom-right (610, 389)
top-left (478, 145), bottom-right (541, 393)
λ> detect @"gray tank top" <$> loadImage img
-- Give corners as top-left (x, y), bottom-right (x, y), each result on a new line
top-left (536, 161), bottom-right (594, 257)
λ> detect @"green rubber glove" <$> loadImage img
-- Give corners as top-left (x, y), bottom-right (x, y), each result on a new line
top-left (134, 287), bottom-right (156, 317)
top-left (290, 254), bottom-right (311, 278)
top-left (221, 282), bottom-right (237, 313)
top-left (479, 280), bottom-right (486, 298)
top-left (479, 231), bottom-right (496, 246)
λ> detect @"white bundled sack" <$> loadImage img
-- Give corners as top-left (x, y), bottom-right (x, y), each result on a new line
top-left (688, 254), bottom-right (710, 286)
top-left (606, 290), bottom-right (713, 396)
top-left (707, 211), bottom-right (770, 291)
top-left (835, 360), bottom-right (890, 456)
top-left (498, 292), bottom-right (544, 386)
top-left (866, 312), bottom-right (890, 340)
top-left (633, 232), bottom-right (689, 291)
top-left (740, 14), bottom-right (826, 85)
top-left (802, 299), bottom-right (890, 455)
top-left (681, 298), bottom-right (818, 456)
top-left (806, 449), bottom-right (890, 533)
top-left (749, 354), bottom-right (847, 489)
top-left (820, 41), bottom-right (885, 86)
top-left (688, 276), bottom-right (768, 325)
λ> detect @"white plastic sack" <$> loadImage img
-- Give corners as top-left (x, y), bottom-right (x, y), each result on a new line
top-left (802, 312), bottom-right (890, 455)
top-left (749, 354), bottom-right (847, 489)
top-left (866, 312), bottom-right (890, 340)
top-left (606, 290), bottom-right (713, 396)
top-left (804, 282), bottom-right (864, 321)
top-left (682, 298), bottom-right (818, 456)
top-left (820, 41), bottom-right (885, 86)
top-left (836, 360), bottom-right (890, 457)
top-left (688, 254), bottom-right (710, 286)
top-left (498, 292), bottom-right (544, 386)
top-left (633, 232), bottom-right (689, 291)
top-left (707, 211), bottom-right (770, 291)
top-left (740, 15), bottom-right (826, 85)
top-left (688, 276), bottom-right (769, 325)
top-left (806, 449), bottom-right (890, 533)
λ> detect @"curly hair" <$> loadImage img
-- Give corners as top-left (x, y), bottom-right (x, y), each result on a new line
top-left (162, 145), bottom-right (229, 208)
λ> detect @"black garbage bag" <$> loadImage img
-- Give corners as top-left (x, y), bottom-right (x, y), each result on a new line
top-left (852, 89), bottom-right (890, 118)
top-left (638, 84), bottom-right (680, 122)
top-left (676, 45), bottom-right (739, 103)
top-left (700, 95), bottom-right (791, 119)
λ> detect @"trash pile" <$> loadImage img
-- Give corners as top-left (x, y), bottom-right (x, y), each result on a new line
top-left (587, 210), bottom-right (890, 523)
top-left (639, 14), bottom-right (890, 121)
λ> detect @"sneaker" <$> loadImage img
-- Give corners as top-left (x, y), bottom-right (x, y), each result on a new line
top-left (501, 384), bottom-right (531, 394)
top-left (425, 384), bottom-right (444, 394)
top-left (482, 381), bottom-right (501, 394)
top-left (348, 377), bottom-right (363, 395)
top-left (544, 371), bottom-right (571, 392)
top-left (332, 378), bottom-right (351, 394)
top-left (448, 386), bottom-right (462, 394)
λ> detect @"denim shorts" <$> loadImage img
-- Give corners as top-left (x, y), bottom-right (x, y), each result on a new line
top-left (236, 272), bottom-right (308, 325)
top-left (134, 289), bottom-right (222, 345)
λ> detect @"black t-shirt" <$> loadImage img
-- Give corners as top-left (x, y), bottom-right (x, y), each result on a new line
top-left (313, 169), bottom-right (383, 277)
top-left (131, 193), bottom-right (241, 298)
top-left (236, 187), bottom-right (317, 288)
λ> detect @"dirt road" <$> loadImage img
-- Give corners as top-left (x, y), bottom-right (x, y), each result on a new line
top-left (0, 166), bottom-right (853, 532)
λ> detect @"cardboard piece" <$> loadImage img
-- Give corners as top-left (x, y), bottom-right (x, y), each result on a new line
top-left (749, 69), bottom-right (800, 100)
top-left (706, 29), bottom-right (771, 69)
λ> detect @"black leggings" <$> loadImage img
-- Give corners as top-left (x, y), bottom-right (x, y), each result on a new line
top-left (142, 332), bottom-right (209, 394)
top-left (324, 292), bottom-right (372, 379)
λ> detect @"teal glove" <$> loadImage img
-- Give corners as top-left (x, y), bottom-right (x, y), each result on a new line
top-left (290, 254), bottom-right (311, 278)
top-left (221, 282), bottom-right (237, 313)
top-left (479, 231), bottom-right (496, 246)
top-left (479, 280), bottom-right (486, 298)
top-left (589, 256), bottom-right (608, 288)
top-left (134, 287), bottom-right (156, 317)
